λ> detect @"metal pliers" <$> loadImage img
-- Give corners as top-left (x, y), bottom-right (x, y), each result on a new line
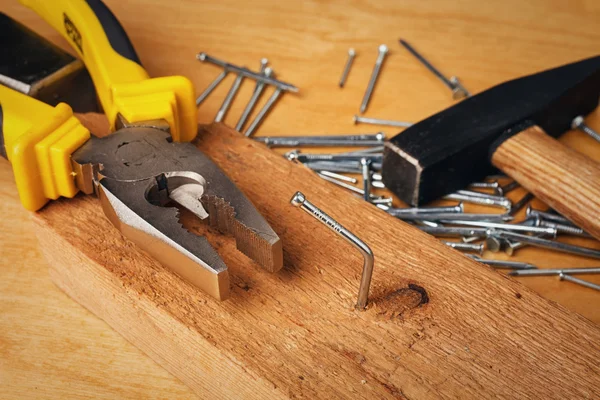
top-left (0, 0), bottom-right (282, 300)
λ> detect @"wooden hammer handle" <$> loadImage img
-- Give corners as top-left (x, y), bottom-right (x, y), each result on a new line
top-left (492, 126), bottom-right (600, 239)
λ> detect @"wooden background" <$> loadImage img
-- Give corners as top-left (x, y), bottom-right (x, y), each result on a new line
top-left (1, 0), bottom-right (599, 398)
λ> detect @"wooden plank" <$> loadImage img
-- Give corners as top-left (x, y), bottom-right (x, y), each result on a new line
top-left (32, 118), bottom-right (600, 399)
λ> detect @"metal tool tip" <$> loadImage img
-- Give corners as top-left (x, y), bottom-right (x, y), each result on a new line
top-left (571, 115), bottom-right (584, 129)
top-left (290, 191), bottom-right (306, 207)
top-left (379, 44), bottom-right (389, 53)
top-left (348, 48), bottom-right (356, 56)
top-left (196, 52), bottom-right (207, 61)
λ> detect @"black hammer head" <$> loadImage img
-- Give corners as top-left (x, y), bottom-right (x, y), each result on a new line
top-left (382, 56), bottom-right (600, 206)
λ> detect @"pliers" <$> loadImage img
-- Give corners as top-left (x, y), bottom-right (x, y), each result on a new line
top-left (0, 0), bottom-right (283, 300)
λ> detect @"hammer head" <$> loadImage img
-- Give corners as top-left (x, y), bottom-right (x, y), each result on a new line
top-left (382, 56), bottom-right (600, 206)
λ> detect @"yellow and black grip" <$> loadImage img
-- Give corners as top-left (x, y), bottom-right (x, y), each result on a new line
top-left (20, 0), bottom-right (197, 142)
top-left (0, 85), bottom-right (90, 211)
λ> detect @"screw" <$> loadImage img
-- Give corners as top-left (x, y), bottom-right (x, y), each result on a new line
top-left (442, 241), bottom-right (484, 255)
top-left (254, 133), bottom-right (385, 147)
top-left (559, 273), bottom-right (600, 292)
top-left (318, 170), bottom-right (357, 184)
top-left (196, 70), bottom-right (228, 107)
top-left (360, 158), bottom-right (372, 201)
top-left (339, 48), bottom-right (356, 88)
top-left (290, 191), bottom-right (375, 309)
top-left (535, 219), bottom-right (590, 238)
top-left (197, 52), bottom-right (299, 92)
top-left (360, 44), bottom-right (388, 114)
top-left (491, 230), bottom-right (600, 259)
top-left (244, 86), bottom-right (283, 137)
top-left (235, 60), bottom-right (270, 131)
top-left (214, 70), bottom-right (245, 122)
top-left (399, 39), bottom-right (470, 99)
top-left (509, 267), bottom-right (600, 277)
top-left (353, 115), bottom-right (412, 128)
top-left (571, 115), bottom-right (600, 143)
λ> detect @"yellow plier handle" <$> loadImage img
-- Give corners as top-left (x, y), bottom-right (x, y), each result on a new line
top-left (20, 0), bottom-right (196, 142)
top-left (0, 1), bottom-right (196, 211)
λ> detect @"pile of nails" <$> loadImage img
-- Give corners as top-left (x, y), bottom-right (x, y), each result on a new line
top-left (195, 53), bottom-right (299, 137)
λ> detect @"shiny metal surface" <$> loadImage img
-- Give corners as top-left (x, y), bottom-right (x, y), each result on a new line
top-left (360, 44), bottom-right (388, 113)
top-left (72, 127), bottom-right (283, 300)
top-left (290, 191), bottom-right (374, 309)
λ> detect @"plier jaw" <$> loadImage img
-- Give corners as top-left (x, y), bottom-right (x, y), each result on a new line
top-left (70, 126), bottom-right (282, 300)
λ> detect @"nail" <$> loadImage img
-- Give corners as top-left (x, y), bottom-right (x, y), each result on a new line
top-left (443, 241), bottom-right (484, 255)
top-left (495, 181), bottom-right (519, 196)
top-left (418, 226), bottom-right (487, 238)
top-left (441, 221), bottom-right (556, 235)
top-left (469, 181), bottom-right (500, 190)
top-left (559, 273), bottom-right (600, 291)
top-left (399, 39), bottom-right (469, 99)
top-left (571, 115), bottom-right (600, 143)
top-left (235, 60), bottom-right (271, 131)
top-left (360, 158), bottom-right (372, 201)
top-left (244, 87), bottom-right (283, 137)
top-left (360, 44), bottom-right (388, 113)
top-left (387, 203), bottom-right (463, 216)
top-left (339, 48), bottom-right (356, 88)
top-left (255, 133), bottom-right (385, 147)
top-left (526, 206), bottom-right (575, 226)
top-left (317, 173), bottom-right (378, 199)
top-left (509, 267), bottom-right (600, 277)
top-left (492, 231), bottom-right (600, 259)
top-left (196, 70), bottom-right (228, 107)
top-left (468, 256), bottom-right (537, 270)
top-left (197, 52), bottom-right (299, 92)
top-left (318, 170), bottom-right (358, 184)
top-left (287, 150), bottom-right (382, 163)
top-left (508, 192), bottom-right (534, 216)
top-left (215, 71), bottom-right (244, 122)
top-left (395, 213), bottom-right (512, 222)
top-left (290, 191), bottom-right (374, 309)
top-left (353, 115), bottom-right (412, 128)
top-left (444, 193), bottom-right (512, 211)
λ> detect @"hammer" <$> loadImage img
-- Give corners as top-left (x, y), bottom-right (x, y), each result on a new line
top-left (382, 56), bottom-right (600, 239)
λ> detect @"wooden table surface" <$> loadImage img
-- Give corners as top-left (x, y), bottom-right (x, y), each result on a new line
top-left (1, 0), bottom-right (599, 398)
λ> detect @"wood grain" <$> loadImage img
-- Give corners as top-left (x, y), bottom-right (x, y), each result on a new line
top-left (30, 120), bottom-right (600, 399)
top-left (2, 0), bottom-right (600, 397)
top-left (492, 126), bottom-right (600, 239)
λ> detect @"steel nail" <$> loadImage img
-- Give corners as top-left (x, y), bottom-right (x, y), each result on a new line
top-left (360, 44), bottom-right (388, 114)
top-left (387, 203), bottom-right (463, 216)
top-left (509, 267), bottom-right (600, 277)
top-left (492, 231), bottom-right (600, 259)
top-left (468, 256), bottom-right (537, 270)
top-left (339, 48), bottom-right (356, 88)
top-left (196, 70), bottom-right (228, 107)
top-left (526, 206), bottom-right (576, 226)
top-left (443, 241), bottom-right (484, 255)
top-left (290, 191), bottom-right (375, 309)
top-left (508, 192), bottom-right (534, 216)
top-left (399, 39), bottom-right (469, 99)
top-left (318, 170), bottom-right (358, 184)
top-left (317, 173), bottom-right (378, 199)
top-left (197, 52), bottom-right (299, 92)
top-left (441, 220), bottom-right (556, 235)
top-left (418, 226), bottom-right (487, 238)
top-left (360, 158), bottom-right (372, 201)
top-left (244, 87), bottom-right (283, 137)
top-left (235, 61), bottom-right (271, 131)
top-left (559, 273), bottom-right (600, 291)
top-left (215, 71), bottom-right (245, 122)
top-left (255, 133), bottom-right (385, 147)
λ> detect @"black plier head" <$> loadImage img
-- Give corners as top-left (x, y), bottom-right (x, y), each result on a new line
top-left (71, 126), bottom-right (283, 300)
